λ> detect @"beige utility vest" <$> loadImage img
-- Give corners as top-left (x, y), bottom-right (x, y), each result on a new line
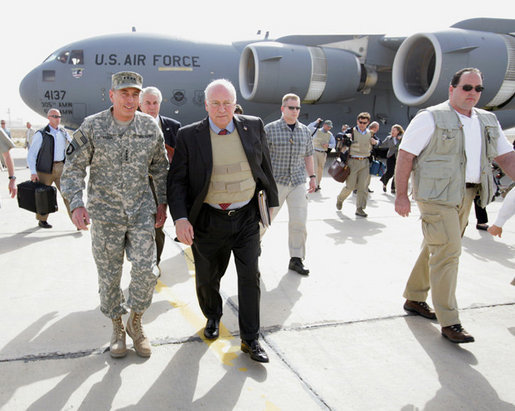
top-left (413, 102), bottom-right (499, 208)
top-left (313, 129), bottom-right (331, 151)
top-left (349, 128), bottom-right (373, 157)
top-left (204, 129), bottom-right (256, 204)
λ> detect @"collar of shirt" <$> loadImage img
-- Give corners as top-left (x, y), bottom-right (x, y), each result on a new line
top-left (209, 118), bottom-right (235, 134)
top-left (355, 126), bottom-right (368, 135)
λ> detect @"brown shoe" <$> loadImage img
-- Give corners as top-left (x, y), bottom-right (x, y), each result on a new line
top-left (441, 324), bottom-right (475, 343)
top-left (355, 208), bottom-right (368, 218)
top-left (403, 300), bottom-right (437, 320)
top-left (126, 311), bottom-right (152, 357)
top-left (110, 317), bottom-right (127, 358)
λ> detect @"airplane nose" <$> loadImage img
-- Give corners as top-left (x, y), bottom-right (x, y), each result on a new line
top-left (19, 68), bottom-right (41, 114)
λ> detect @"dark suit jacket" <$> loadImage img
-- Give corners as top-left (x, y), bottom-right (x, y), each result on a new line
top-left (160, 115), bottom-right (181, 148)
top-left (167, 115), bottom-right (278, 227)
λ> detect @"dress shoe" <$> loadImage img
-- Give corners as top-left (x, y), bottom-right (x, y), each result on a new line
top-left (476, 223), bottom-right (489, 231)
top-left (336, 198), bottom-right (343, 210)
top-left (441, 324), bottom-right (475, 343)
top-left (38, 221), bottom-right (52, 229)
top-left (241, 339), bottom-right (269, 363)
top-left (289, 257), bottom-right (309, 275)
top-left (382, 184), bottom-right (387, 192)
top-left (355, 208), bottom-right (368, 217)
top-left (403, 300), bottom-right (436, 319)
top-left (391, 188), bottom-right (396, 194)
top-left (368, 188), bottom-right (374, 193)
top-left (204, 318), bottom-right (220, 340)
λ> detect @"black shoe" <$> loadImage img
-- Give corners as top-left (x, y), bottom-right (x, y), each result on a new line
top-left (368, 188), bottom-right (374, 193)
top-left (382, 184), bottom-right (387, 192)
top-left (241, 339), bottom-right (269, 363)
top-left (203, 318), bottom-right (220, 340)
top-left (289, 257), bottom-right (309, 275)
top-left (38, 221), bottom-right (52, 229)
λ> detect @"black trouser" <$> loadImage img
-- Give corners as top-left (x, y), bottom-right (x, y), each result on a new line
top-left (149, 175), bottom-right (165, 265)
top-left (474, 195), bottom-right (488, 224)
top-left (192, 202), bottom-right (261, 341)
top-left (380, 155), bottom-right (396, 189)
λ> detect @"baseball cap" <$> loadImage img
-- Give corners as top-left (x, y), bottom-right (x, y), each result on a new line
top-left (111, 71), bottom-right (143, 91)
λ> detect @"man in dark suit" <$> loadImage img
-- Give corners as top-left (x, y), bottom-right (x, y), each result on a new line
top-left (168, 79), bottom-right (278, 363)
top-left (140, 86), bottom-right (181, 163)
top-left (140, 87), bottom-right (181, 267)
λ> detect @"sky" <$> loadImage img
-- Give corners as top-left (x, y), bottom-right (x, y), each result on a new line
top-left (1, 0), bottom-right (514, 128)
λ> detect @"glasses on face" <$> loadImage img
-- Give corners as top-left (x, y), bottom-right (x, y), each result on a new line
top-left (49, 115), bottom-right (62, 118)
top-left (209, 101), bottom-right (235, 109)
top-left (457, 84), bottom-right (484, 93)
top-left (358, 120), bottom-right (369, 125)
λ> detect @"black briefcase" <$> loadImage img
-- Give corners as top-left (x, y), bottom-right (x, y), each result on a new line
top-left (17, 181), bottom-right (58, 214)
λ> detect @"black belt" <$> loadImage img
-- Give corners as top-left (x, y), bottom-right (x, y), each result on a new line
top-left (315, 149), bottom-right (326, 152)
top-left (206, 201), bottom-right (252, 217)
top-left (466, 183), bottom-right (480, 188)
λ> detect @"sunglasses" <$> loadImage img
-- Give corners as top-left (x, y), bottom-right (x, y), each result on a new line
top-left (286, 106), bottom-right (301, 111)
top-left (457, 84), bottom-right (484, 93)
top-left (49, 115), bottom-right (62, 118)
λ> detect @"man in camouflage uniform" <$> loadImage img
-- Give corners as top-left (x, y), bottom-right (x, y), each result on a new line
top-left (61, 71), bottom-right (168, 358)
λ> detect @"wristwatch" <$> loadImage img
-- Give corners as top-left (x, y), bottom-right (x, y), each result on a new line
top-left (309, 175), bottom-right (316, 179)
top-left (8, 176), bottom-right (16, 180)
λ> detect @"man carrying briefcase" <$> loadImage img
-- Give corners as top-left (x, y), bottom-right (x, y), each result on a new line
top-left (26, 108), bottom-right (73, 228)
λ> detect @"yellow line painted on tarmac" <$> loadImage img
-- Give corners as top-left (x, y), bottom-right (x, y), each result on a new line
top-left (158, 67), bottom-right (193, 72)
top-left (155, 246), bottom-right (241, 367)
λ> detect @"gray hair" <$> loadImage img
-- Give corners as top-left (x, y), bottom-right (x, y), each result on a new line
top-left (204, 79), bottom-right (237, 102)
top-left (140, 86), bottom-right (163, 104)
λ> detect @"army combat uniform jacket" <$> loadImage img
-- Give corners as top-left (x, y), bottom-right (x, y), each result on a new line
top-left (61, 108), bottom-right (168, 225)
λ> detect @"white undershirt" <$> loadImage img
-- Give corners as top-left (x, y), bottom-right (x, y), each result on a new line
top-left (400, 109), bottom-right (513, 183)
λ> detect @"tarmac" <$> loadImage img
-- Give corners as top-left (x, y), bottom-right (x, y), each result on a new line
top-left (1, 147), bottom-right (514, 411)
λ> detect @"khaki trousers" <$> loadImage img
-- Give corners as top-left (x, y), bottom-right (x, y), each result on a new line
top-left (268, 183), bottom-right (308, 259)
top-left (36, 161), bottom-right (72, 222)
top-left (313, 150), bottom-right (327, 187)
top-left (337, 157), bottom-right (370, 210)
top-left (403, 187), bottom-right (476, 327)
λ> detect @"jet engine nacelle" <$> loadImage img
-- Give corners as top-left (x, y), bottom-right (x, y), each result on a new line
top-left (239, 42), bottom-right (365, 104)
top-left (392, 28), bottom-right (515, 109)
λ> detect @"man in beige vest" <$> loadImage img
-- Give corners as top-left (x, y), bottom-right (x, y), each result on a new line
top-left (395, 67), bottom-right (515, 344)
top-left (336, 112), bottom-right (378, 217)
top-left (308, 119), bottom-right (335, 191)
top-left (168, 79), bottom-right (278, 363)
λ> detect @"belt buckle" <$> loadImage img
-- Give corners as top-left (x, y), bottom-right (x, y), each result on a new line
top-left (227, 209), bottom-right (236, 216)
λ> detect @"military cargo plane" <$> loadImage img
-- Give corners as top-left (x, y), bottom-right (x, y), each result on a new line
top-left (19, 18), bottom-right (515, 134)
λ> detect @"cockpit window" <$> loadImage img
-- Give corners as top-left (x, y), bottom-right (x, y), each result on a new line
top-left (57, 51), bottom-right (70, 64)
top-left (69, 50), bottom-right (84, 65)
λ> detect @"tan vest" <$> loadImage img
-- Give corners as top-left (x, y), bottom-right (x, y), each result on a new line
top-left (349, 128), bottom-right (373, 157)
top-left (413, 101), bottom-right (499, 207)
top-left (204, 129), bottom-right (256, 204)
top-left (313, 129), bottom-right (331, 151)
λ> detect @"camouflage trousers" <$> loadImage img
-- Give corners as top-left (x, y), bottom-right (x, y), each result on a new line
top-left (91, 217), bottom-right (158, 319)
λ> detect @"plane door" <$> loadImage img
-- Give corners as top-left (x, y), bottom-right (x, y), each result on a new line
top-left (72, 103), bottom-right (86, 123)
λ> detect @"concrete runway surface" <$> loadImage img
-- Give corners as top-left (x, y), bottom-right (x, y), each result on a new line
top-left (1, 148), bottom-right (514, 410)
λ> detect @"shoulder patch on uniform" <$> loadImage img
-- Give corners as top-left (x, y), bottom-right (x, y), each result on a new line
top-left (66, 129), bottom-right (89, 157)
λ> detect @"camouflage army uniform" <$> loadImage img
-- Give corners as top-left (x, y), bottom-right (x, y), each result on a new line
top-left (61, 108), bottom-right (168, 319)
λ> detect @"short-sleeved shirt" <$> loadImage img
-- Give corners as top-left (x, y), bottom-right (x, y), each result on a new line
top-left (0, 128), bottom-right (14, 154)
top-left (264, 118), bottom-right (313, 186)
top-left (400, 109), bottom-right (513, 183)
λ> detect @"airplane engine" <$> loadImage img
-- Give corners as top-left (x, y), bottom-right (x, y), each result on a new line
top-left (239, 42), bottom-right (364, 104)
top-left (392, 29), bottom-right (515, 109)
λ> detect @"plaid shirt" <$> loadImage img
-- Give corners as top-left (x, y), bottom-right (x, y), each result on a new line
top-left (264, 117), bottom-right (313, 186)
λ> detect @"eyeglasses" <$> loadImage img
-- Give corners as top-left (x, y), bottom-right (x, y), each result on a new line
top-left (358, 121), bottom-right (369, 125)
top-left (208, 101), bottom-right (235, 109)
top-left (457, 84), bottom-right (484, 93)
top-left (49, 115), bottom-right (62, 118)
top-left (286, 106), bottom-right (301, 111)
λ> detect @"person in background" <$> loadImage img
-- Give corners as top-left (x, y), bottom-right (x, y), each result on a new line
top-left (378, 124), bottom-right (404, 194)
top-left (307, 118), bottom-right (335, 191)
top-left (0, 128), bottom-right (16, 201)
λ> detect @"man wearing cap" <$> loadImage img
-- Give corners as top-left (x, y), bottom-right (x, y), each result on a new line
top-left (61, 71), bottom-right (168, 359)
top-left (308, 118), bottom-right (335, 191)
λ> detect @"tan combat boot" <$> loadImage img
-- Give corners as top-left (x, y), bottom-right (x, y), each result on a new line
top-left (126, 311), bottom-right (151, 357)
top-left (110, 317), bottom-right (127, 358)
